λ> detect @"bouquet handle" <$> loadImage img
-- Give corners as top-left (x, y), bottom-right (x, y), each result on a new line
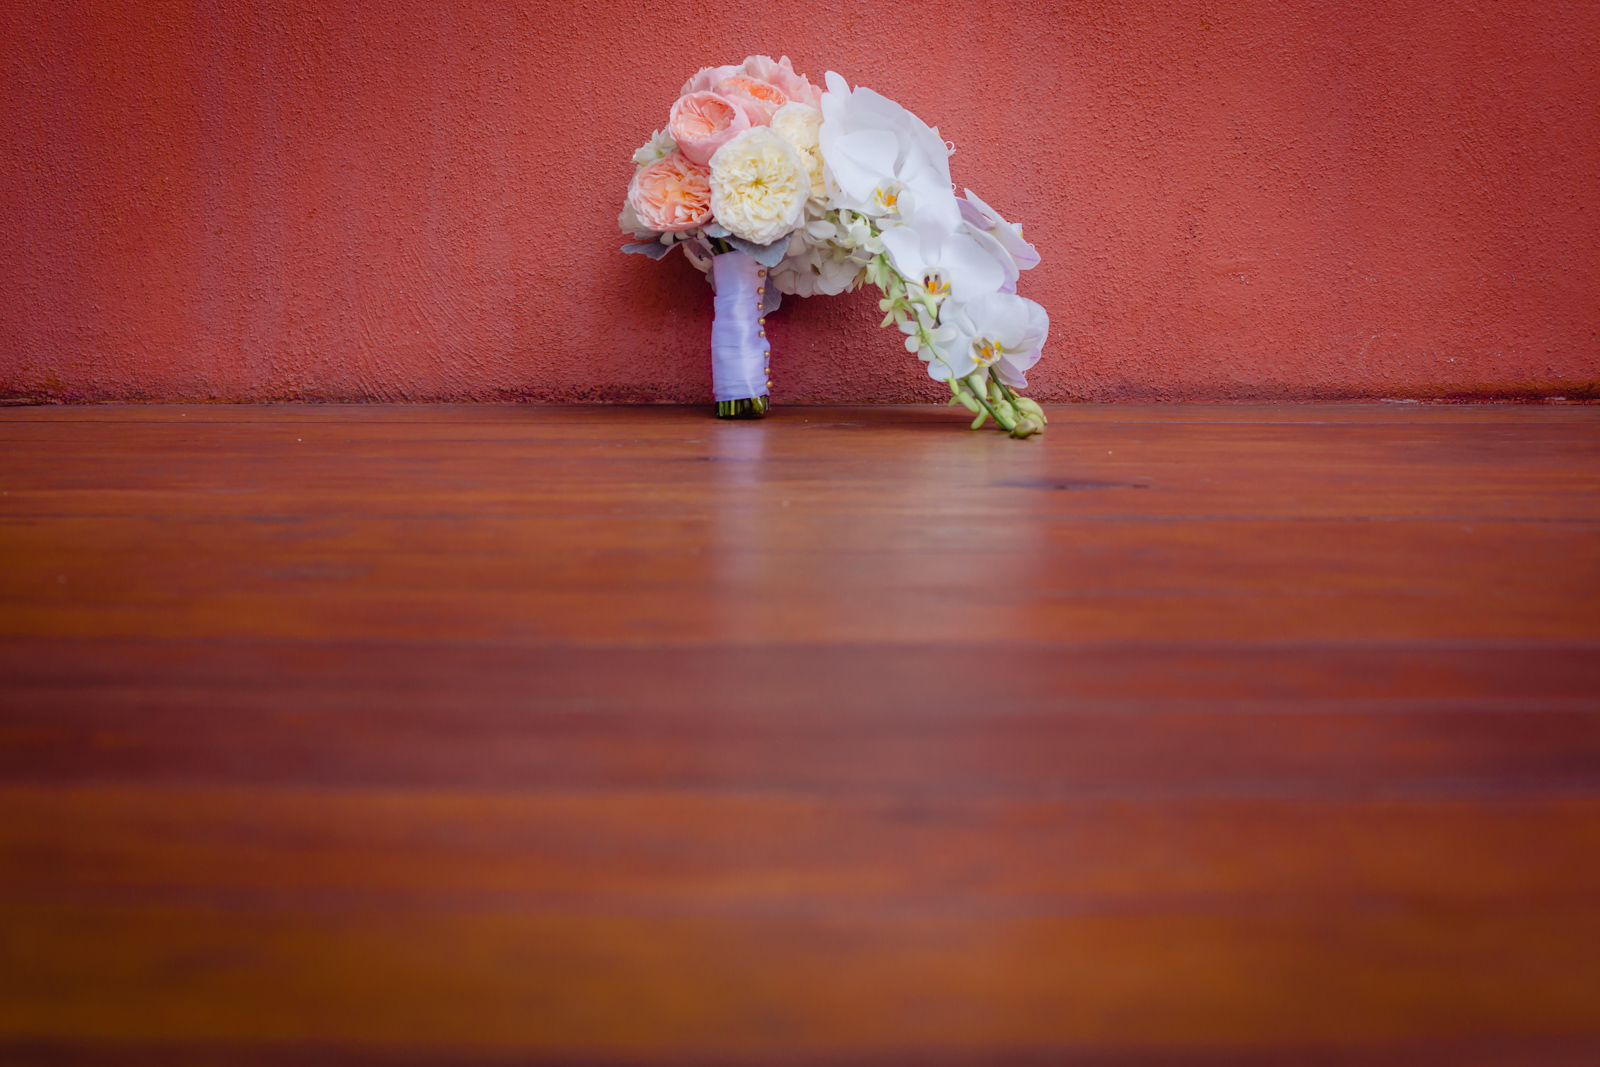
top-left (710, 250), bottom-right (770, 418)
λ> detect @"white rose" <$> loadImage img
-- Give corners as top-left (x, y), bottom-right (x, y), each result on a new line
top-left (708, 127), bottom-right (808, 246)
top-left (769, 103), bottom-right (826, 202)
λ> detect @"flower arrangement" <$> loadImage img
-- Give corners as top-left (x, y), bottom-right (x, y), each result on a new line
top-left (620, 56), bottom-right (1049, 437)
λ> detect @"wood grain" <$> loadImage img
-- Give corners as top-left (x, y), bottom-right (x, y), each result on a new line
top-left (1, 404), bottom-right (1597, 1065)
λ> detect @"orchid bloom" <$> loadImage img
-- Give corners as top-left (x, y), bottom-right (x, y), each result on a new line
top-left (933, 292), bottom-right (1050, 386)
top-left (898, 304), bottom-right (957, 363)
top-left (959, 190), bottom-right (1040, 272)
top-left (817, 72), bottom-right (960, 230)
top-left (878, 214), bottom-right (1007, 308)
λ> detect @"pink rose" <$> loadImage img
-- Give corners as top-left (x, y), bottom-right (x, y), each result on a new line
top-left (741, 55), bottom-right (823, 109)
top-left (627, 150), bottom-right (712, 232)
top-left (668, 91), bottom-right (750, 166)
top-left (713, 74), bottom-right (789, 126)
top-left (681, 63), bottom-right (742, 96)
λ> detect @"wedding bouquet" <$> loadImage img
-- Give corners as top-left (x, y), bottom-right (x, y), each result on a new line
top-left (619, 55), bottom-right (1049, 437)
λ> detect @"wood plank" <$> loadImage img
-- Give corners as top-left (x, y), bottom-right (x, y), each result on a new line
top-left (4, 903), bottom-right (1598, 1051)
top-left (4, 787), bottom-right (1597, 906)
top-left (2, 642), bottom-right (1596, 796)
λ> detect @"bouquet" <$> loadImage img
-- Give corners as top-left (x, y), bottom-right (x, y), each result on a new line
top-left (620, 56), bottom-right (1050, 437)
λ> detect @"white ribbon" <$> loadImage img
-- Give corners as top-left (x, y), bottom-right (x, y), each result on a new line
top-left (710, 251), bottom-right (770, 402)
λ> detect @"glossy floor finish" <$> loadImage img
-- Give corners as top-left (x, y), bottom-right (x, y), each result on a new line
top-left (1, 403), bottom-right (1598, 1066)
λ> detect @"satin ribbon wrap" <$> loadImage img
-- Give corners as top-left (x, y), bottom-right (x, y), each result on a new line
top-left (710, 251), bottom-right (770, 402)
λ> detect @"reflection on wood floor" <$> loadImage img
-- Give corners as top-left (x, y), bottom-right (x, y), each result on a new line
top-left (2, 403), bottom-right (1597, 1065)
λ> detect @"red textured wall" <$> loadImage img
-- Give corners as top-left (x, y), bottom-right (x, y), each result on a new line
top-left (2, 0), bottom-right (1596, 403)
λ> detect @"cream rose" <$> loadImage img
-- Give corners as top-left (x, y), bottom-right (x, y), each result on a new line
top-left (769, 103), bottom-right (825, 202)
top-left (708, 127), bottom-right (808, 246)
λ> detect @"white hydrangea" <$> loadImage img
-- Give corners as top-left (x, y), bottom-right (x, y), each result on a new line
top-left (772, 225), bottom-right (864, 297)
top-left (632, 128), bottom-right (676, 168)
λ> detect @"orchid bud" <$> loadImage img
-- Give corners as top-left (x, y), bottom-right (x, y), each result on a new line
top-left (1015, 397), bottom-right (1045, 418)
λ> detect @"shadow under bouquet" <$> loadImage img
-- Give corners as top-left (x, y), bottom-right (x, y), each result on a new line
top-left (620, 55), bottom-right (1049, 437)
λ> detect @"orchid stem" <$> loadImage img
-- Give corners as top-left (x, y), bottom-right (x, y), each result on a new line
top-left (966, 383), bottom-right (1012, 433)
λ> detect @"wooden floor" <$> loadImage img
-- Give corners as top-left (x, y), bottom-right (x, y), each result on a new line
top-left (2, 403), bottom-right (1598, 1066)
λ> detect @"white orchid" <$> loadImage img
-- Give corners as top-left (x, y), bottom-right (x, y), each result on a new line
top-left (958, 189), bottom-right (1040, 282)
top-left (878, 214), bottom-right (1007, 308)
top-left (960, 225), bottom-right (1020, 293)
top-left (932, 292), bottom-right (1050, 385)
top-left (817, 72), bottom-right (960, 230)
top-left (898, 304), bottom-right (957, 363)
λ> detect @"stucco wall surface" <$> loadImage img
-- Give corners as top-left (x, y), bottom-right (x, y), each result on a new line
top-left (2, 0), bottom-right (1596, 403)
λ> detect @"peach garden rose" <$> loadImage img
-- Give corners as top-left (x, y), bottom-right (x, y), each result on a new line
top-left (668, 92), bottom-right (750, 166)
top-left (627, 151), bottom-right (712, 233)
top-left (713, 75), bottom-right (789, 126)
top-left (680, 63), bottom-right (742, 95)
top-left (741, 55), bottom-right (822, 108)
top-left (684, 56), bottom-right (822, 110)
